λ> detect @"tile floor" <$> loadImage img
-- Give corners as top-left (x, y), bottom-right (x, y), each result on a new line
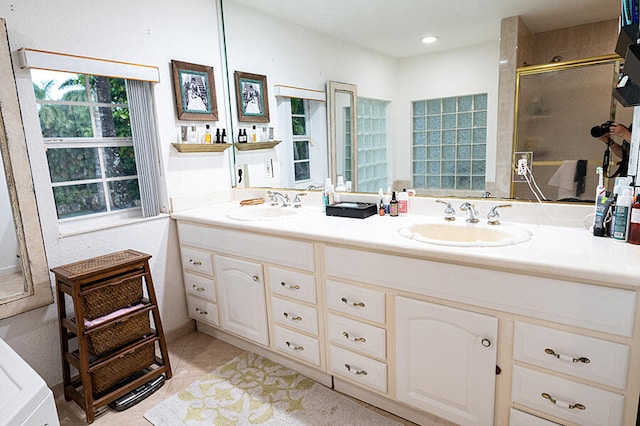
top-left (53, 330), bottom-right (419, 425)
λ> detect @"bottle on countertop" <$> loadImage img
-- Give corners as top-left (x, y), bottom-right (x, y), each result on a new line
top-left (614, 187), bottom-right (633, 241)
top-left (628, 190), bottom-right (640, 244)
top-left (398, 188), bottom-right (408, 215)
top-left (383, 185), bottom-right (391, 214)
top-left (378, 188), bottom-right (385, 216)
top-left (390, 191), bottom-right (399, 217)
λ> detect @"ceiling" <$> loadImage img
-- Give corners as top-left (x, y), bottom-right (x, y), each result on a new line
top-left (227, 0), bottom-right (621, 58)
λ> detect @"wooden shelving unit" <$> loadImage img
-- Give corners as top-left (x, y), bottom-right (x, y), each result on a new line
top-left (234, 140), bottom-right (281, 151)
top-left (171, 143), bottom-right (231, 152)
top-left (52, 250), bottom-right (172, 424)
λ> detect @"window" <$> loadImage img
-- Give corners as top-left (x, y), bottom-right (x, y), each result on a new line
top-left (356, 98), bottom-right (388, 193)
top-left (412, 94), bottom-right (487, 191)
top-left (32, 70), bottom-right (140, 220)
top-left (291, 98), bottom-right (310, 182)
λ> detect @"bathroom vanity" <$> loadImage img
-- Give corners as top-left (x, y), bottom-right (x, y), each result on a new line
top-left (172, 193), bottom-right (640, 426)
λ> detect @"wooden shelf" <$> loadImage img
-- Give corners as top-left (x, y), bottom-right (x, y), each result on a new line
top-left (234, 141), bottom-right (281, 151)
top-left (172, 143), bottom-right (231, 153)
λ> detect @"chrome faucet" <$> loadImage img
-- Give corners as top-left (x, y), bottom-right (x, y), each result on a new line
top-left (459, 202), bottom-right (479, 223)
top-left (435, 199), bottom-right (456, 221)
top-left (486, 203), bottom-right (512, 225)
top-left (292, 193), bottom-right (306, 208)
top-left (267, 191), bottom-right (290, 207)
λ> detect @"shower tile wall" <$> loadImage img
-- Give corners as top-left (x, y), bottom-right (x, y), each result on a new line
top-left (413, 94), bottom-right (487, 191)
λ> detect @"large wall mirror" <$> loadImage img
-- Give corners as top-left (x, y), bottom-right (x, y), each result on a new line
top-left (220, 0), bottom-right (622, 204)
top-left (0, 18), bottom-right (53, 320)
top-left (327, 81), bottom-right (357, 191)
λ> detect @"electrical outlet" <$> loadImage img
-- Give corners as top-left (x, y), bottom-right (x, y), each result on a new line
top-left (517, 158), bottom-right (527, 176)
top-left (513, 151), bottom-right (533, 182)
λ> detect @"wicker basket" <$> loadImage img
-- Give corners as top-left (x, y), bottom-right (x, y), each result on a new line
top-left (86, 310), bottom-right (151, 356)
top-left (91, 340), bottom-right (155, 395)
top-left (81, 275), bottom-right (143, 320)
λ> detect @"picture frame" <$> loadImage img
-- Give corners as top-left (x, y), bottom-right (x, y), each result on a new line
top-left (234, 71), bottom-right (270, 123)
top-left (171, 60), bottom-right (218, 121)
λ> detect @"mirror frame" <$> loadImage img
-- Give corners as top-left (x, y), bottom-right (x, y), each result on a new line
top-left (327, 81), bottom-right (358, 190)
top-left (0, 18), bottom-right (53, 319)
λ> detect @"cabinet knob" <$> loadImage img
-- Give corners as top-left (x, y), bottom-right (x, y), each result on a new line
top-left (283, 312), bottom-right (302, 322)
top-left (342, 331), bottom-right (366, 343)
top-left (341, 297), bottom-right (365, 308)
top-left (195, 307), bottom-right (208, 315)
top-left (252, 275), bottom-right (260, 282)
top-left (285, 341), bottom-right (304, 351)
top-left (481, 338), bottom-right (491, 347)
top-left (280, 281), bottom-right (300, 290)
top-left (544, 348), bottom-right (590, 364)
top-left (344, 363), bottom-right (368, 376)
top-left (541, 392), bottom-right (585, 410)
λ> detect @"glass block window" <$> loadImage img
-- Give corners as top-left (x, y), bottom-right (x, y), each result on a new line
top-left (412, 94), bottom-right (487, 191)
top-left (355, 98), bottom-right (388, 193)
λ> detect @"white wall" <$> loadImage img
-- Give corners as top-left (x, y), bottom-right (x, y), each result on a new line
top-left (0, 0), bottom-right (229, 385)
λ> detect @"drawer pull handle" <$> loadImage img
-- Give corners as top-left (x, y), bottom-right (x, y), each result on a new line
top-left (281, 282), bottom-right (300, 290)
top-left (344, 363), bottom-right (368, 376)
top-left (283, 312), bottom-right (302, 322)
top-left (541, 392), bottom-right (585, 410)
top-left (285, 341), bottom-right (304, 351)
top-left (341, 297), bottom-right (365, 308)
top-left (195, 307), bottom-right (208, 315)
top-left (253, 275), bottom-right (260, 282)
top-left (189, 259), bottom-right (202, 266)
top-left (192, 284), bottom-right (205, 292)
top-left (544, 348), bottom-right (590, 364)
top-left (342, 332), bottom-right (366, 343)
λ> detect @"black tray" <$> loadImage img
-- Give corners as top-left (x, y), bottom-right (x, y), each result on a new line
top-left (325, 202), bottom-right (377, 219)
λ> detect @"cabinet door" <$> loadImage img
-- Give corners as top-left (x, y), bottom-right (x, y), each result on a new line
top-left (395, 296), bottom-right (498, 426)
top-left (215, 255), bottom-right (269, 346)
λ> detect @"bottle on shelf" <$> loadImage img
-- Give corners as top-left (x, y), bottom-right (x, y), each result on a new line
top-left (251, 125), bottom-right (257, 142)
top-left (204, 124), bottom-right (212, 143)
top-left (215, 128), bottom-right (221, 143)
top-left (189, 125), bottom-right (198, 143)
top-left (221, 129), bottom-right (228, 143)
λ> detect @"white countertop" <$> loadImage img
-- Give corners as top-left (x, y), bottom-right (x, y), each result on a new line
top-left (171, 194), bottom-right (640, 290)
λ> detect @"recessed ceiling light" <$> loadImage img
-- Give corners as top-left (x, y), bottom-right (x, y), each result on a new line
top-left (421, 35), bottom-right (438, 44)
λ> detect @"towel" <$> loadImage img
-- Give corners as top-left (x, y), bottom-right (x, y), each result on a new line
top-left (548, 160), bottom-right (578, 200)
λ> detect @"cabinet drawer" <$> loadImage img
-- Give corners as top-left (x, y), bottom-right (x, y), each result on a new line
top-left (178, 223), bottom-right (315, 271)
top-left (184, 272), bottom-right (216, 302)
top-left (186, 296), bottom-right (219, 327)
top-left (514, 322), bottom-right (629, 389)
top-left (180, 247), bottom-right (213, 276)
top-left (330, 345), bottom-right (387, 393)
top-left (509, 408), bottom-right (560, 425)
top-left (327, 313), bottom-right (386, 360)
top-left (271, 297), bottom-right (319, 336)
top-left (326, 280), bottom-right (385, 324)
top-left (273, 325), bottom-right (320, 366)
top-left (511, 365), bottom-right (624, 426)
top-left (268, 267), bottom-right (317, 304)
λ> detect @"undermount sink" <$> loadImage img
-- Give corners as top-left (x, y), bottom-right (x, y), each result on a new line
top-left (225, 205), bottom-right (303, 221)
top-left (398, 220), bottom-right (532, 247)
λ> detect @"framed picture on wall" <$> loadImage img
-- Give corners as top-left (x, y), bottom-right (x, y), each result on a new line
top-left (171, 60), bottom-right (218, 121)
top-left (234, 71), bottom-right (270, 123)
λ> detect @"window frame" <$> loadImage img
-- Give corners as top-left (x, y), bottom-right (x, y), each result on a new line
top-left (291, 97), bottom-right (311, 183)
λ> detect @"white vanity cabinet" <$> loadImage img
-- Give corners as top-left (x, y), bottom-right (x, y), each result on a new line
top-left (395, 296), bottom-right (498, 426)
top-left (180, 246), bottom-right (219, 327)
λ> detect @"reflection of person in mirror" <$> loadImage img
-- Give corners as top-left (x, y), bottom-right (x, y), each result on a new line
top-left (242, 83), bottom-right (261, 114)
top-left (183, 75), bottom-right (208, 111)
top-left (597, 122), bottom-right (631, 177)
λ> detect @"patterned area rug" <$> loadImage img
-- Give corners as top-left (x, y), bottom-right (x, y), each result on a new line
top-left (145, 352), bottom-right (402, 425)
